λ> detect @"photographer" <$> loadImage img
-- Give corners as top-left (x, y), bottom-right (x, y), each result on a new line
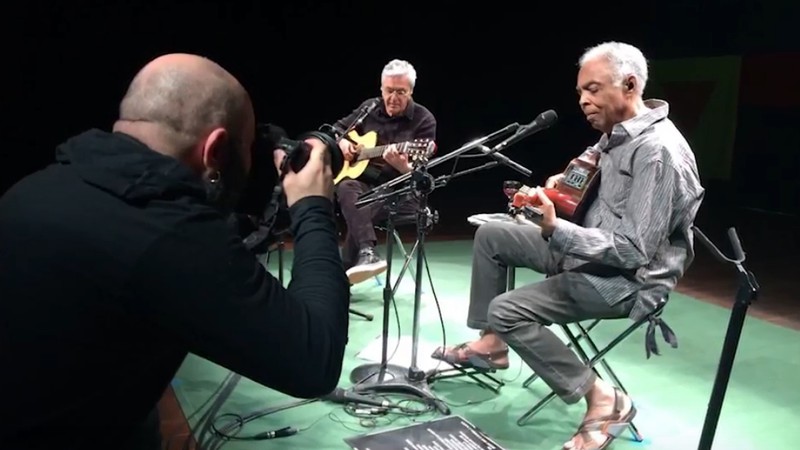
top-left (0, 53), bottom-right (350, 450)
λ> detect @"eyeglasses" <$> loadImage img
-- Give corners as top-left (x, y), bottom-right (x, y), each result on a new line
top-left (381, 87), bottom-right (409, 97)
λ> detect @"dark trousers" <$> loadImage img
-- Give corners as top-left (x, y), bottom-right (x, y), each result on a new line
top-left (336, 179), bottom-right (417, 269)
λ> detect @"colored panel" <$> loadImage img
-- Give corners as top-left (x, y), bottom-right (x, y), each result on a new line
top-left (740, 53), bottom-right (800, 108)
top-left (646, 56), bottom-right (742, 181)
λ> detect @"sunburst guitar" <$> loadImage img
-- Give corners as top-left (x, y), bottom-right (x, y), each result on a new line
top-left (333, 130), bottom-right (436, 185)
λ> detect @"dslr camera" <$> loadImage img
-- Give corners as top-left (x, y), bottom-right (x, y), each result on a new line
top-left (232, 123), bottom-right (344, 253)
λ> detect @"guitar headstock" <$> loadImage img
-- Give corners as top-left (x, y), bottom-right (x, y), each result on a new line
top-left (401, 139), bottom-right (437, 165)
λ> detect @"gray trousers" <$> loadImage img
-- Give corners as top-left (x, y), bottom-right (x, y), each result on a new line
top-left (468, 221), bottom-right (634, 404)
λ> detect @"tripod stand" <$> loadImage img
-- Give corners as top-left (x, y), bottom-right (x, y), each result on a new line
top-left (348, 161), bottom-right (450, 413)
top-left (692, 226), bottom-right (759, 450)
top-left (345, 123), bottom-right (529, 413)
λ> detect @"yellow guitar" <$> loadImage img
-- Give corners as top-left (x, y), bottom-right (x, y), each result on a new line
top-left (333, 130), bottom-right (436, 184)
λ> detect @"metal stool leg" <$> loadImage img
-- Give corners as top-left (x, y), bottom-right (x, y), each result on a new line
top-left (372, 228), bottom-right (417, 286)
top-left (521, 319), bottom-right (602, 388)
top-left (517, 320), bottom-right (647, 442)
top-left (382, 229), bottom-right (425, 297)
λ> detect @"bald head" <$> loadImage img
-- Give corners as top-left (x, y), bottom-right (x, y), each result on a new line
top-left (114, 53), bottom-right (256, 213)
top-left (115, 53), bottom-right (254, 155)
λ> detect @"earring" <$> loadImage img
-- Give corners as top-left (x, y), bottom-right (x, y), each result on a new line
top-left (208, 170), bottom-right (220, 184)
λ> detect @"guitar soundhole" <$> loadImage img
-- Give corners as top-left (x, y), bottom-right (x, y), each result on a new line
top-left (563, 166), bottom-right (589, 191)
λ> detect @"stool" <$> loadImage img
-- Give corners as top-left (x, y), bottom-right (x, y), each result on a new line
top-left (515, 272), bottom-right (676, 444)
top-left (373, 212), bottom-right (421, 294)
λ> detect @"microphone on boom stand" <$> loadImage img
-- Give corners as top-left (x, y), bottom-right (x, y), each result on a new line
top-left (471, 110), bottom-right (557, 178)
top-left (334, 98), bottom-right (380, 145)
top-left (486, 109), bottom-right (558, 157)
top-left (343, 113), bottom-right (556, 417)
top-left (475, 144), bottom-right (532, 178)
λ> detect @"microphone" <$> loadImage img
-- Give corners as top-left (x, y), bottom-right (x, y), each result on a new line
top-left (321, 387), bottom-right (392, 409)
top-left (487, 109), bottom-right (558, 156)
top-left (340, 99), bottom-right (380, 145)
top-left (476, 144), bottom-right (532, 177)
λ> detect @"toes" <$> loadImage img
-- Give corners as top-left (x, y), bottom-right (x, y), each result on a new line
top-left (563, 432), bottom-right (607, 450)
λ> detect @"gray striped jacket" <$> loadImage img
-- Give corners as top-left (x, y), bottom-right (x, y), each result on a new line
top-left (549, 99), bottom-right (705, 320)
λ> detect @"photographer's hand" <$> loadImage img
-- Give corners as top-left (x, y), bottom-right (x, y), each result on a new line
top-left (275, 138), bottom-right (333, 207)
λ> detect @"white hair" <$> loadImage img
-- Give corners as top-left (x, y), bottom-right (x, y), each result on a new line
top-left (579, 42), bottom-right (648, 95)
top-left (381, 59), bottom-right (417, 88)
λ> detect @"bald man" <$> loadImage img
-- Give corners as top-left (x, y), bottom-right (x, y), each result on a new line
top-left (0, 54), bottom-right (350, 450)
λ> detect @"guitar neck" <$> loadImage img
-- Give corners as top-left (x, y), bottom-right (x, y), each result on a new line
top-left (356, 145), bottom-right (393, 161)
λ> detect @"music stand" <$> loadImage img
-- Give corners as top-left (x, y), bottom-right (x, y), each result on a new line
top-left (346, 123), bottom-right (522, 413)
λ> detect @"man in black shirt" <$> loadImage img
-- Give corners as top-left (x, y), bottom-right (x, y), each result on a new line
top-left (0, 53), bottom-right (350, 450)
top-left (334, 59), bottom-right (437, 284)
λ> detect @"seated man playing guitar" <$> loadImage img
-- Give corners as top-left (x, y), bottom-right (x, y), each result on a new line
top-left (432, 42), bottom-right (704, 450)
top-left (334, 59), bottom-right (436, 285)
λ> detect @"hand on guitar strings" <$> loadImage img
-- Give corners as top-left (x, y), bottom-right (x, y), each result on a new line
top-left (383, 145), bottom-right (412, 174)
top-left (516, 187), bottom-right (557, 238)
top-left (338, 139), bottom-right (361, 162)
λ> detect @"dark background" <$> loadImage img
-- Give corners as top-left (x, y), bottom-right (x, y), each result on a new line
top-left (4, 1), bottom-right (799, 319)
top-left (6, 3), bottom-right (800, 441)
top-left (6, 0), bottom-right (799, 217)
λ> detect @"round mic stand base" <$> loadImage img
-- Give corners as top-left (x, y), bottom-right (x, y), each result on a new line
top-left (346, 164), bottom-right (450, 416)
top-left (349, 363), bottom-right (449, 414)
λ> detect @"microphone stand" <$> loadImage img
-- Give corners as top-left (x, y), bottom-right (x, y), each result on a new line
top-left (357, 123), bottom-right (520, 201)
top-left (347, 124), bottom-right (523, 414)
top-left (692, 226), bottom-right (759, 450)
top-left (324, 101), bottom-right (380, 322)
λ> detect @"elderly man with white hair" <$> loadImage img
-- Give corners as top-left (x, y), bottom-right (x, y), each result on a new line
top-left (334, 59), bottom-right (437, 285)
top-left (432, 42), bottom-right (704, 450)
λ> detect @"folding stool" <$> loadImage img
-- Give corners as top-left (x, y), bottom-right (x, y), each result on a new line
top-left (514, 268), bottom-right (676, 444)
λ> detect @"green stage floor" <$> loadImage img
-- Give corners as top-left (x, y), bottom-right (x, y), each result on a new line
top-left (171, 240), bottom-right (796, 450)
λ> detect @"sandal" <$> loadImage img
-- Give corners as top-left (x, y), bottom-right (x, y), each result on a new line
top-left (564, 388), bottom-right (637, 450)
top-left (430, 342), bottom-right (509, 370)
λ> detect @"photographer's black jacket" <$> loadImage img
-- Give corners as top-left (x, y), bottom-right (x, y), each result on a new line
top-left (0, 130), bottom-right (350, 449)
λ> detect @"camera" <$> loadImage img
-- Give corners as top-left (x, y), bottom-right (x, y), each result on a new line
top-left (233, 122), bottom-right (344, 252)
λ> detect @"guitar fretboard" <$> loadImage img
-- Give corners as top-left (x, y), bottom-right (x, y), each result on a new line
top-left (518, 185), bottom-right (535, 195)
top-left (356, 145), bottom-right (396, 161)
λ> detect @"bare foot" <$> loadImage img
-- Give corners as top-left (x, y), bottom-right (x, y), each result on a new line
top-left (563, 383), bottom-right (634, 449)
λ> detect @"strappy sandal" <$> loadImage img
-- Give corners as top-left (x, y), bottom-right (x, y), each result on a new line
top-left (564, 388), bottom-right (637, 450)
top-left (430, 343), bottom-right (509, 370)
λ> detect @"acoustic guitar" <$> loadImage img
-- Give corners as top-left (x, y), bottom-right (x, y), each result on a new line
top-left (333, 130), bottom-right (435, 185)
top-left (510, 150), bottom-right (601, 225)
